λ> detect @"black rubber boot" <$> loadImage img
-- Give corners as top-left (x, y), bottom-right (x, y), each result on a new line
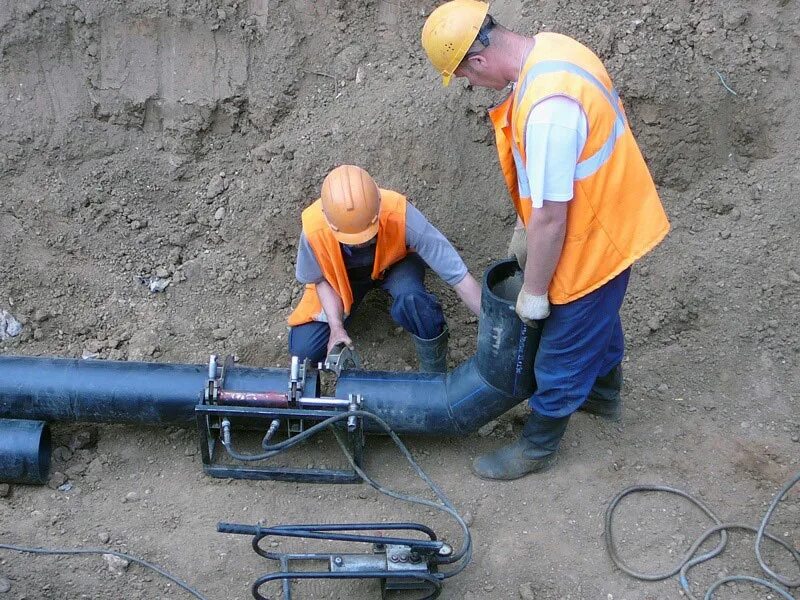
top-left (412, 326), bottom-right (449, 373)
top-left (471, 412), bottom-right (570, 481)
top-left (578, 364), bottom-right (622, 421)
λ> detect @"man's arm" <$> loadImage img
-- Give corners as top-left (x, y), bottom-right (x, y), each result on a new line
top-left (453, 273), bottom-right (482, 316)
top-left (295, 234), bottom-right (352, 353)
top-left (315, 279), bottom-right (353, 353)
top-left (514, 97), bottom-right (585, 324)
top-left (522, 201), bottom-right (568, 295)
top-left (515, 201), bottom-right (567, 324)
top-left (405, 204), bottom-right (481, 316)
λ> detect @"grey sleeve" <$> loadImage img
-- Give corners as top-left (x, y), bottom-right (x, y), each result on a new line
top-left (405, 203), bottom-right (468, 286)
top-left (295, 233), bottom-right (325, 284)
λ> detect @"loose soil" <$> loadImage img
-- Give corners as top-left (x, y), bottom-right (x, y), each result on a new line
top-left (1, 1), bottom-right (798, 599)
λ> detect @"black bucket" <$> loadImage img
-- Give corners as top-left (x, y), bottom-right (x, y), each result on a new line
top-left (0, 418), bottom-right (51, 485)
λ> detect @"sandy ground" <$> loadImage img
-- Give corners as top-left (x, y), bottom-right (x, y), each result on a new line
top-left (1, 0), bottom-right (798, 598)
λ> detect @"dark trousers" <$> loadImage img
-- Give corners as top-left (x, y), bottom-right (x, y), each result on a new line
top-left (522, 269), bottom-right (630, 457)
top-left (288, 254), bottom-right (446, 364)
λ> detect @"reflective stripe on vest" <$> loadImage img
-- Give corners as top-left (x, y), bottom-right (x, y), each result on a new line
top-left (516, 60), bottom-right (626, 181)
top-left (490, 32), bottom-right (670, 305)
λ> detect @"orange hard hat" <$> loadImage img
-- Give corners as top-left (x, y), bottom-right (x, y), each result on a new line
top-left (320, 165), bottom-right (381, 245)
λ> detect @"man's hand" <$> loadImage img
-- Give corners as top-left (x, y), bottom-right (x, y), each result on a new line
top-left (508, 226), bottom-right (527, 270)
top-left (515, 288), bottom-right (550, 325)
top-left (327, 326), bottom-right (353, 355)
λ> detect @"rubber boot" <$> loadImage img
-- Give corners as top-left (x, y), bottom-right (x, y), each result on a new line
top-left (471, 411), bottom-right (570, 481)
top-left (578, 364), bottom-right (622, 421)
top-left (412, 326), bottom-right (449, 373)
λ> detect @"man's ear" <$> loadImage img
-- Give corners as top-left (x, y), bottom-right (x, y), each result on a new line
top-left (467, 54), bottom-right (488, 71)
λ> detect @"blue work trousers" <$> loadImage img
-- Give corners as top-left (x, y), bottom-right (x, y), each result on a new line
top-left (529, 268), bottom-right (630, 419)
top-left (288, 254), bottom-right (446, 364)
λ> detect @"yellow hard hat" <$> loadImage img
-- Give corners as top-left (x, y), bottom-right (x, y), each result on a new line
top-left (320, 165), bottom-right (381, 245)
top-left (421, 0), bottom-right (489, 86)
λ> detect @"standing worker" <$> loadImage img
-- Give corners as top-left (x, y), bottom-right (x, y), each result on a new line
top-left (288, 164), bottom-right (482, 372)
top-left (421, 1), bottom-right (670, 479)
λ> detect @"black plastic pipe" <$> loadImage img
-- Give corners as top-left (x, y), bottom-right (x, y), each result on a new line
top-left (0, 260), bottom-right (538, 436)
top-left (337, 259), bottom-right (540, 434)
top-left (0, 358), bottom-right (318, 425)
top-left (0, 419), bottom-right (51, 484)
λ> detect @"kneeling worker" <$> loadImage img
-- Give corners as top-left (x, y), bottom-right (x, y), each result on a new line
top-left (287, 165), bottom-right (482, 372)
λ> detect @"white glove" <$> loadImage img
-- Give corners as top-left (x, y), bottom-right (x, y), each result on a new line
top-left (515, 288), bottom-right (550, 325)
top-left (507, 227), bottom-right (527, 270)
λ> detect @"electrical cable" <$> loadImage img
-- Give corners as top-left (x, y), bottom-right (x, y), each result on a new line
top-left (0, 543), bottom-right (210, 600)
top-left (605, 471), bottom-right (800, 600)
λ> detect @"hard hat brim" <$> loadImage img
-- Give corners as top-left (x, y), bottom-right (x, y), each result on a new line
top-left (330, 221), bottom-right (380, 246)
top-left (442, 73), bottom-right (453, 86)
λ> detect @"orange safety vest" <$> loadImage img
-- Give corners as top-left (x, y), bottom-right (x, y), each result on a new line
top-left (287, 189), bottom-right (409, 326)
top-left (489, 32), bottom-right (670, 304)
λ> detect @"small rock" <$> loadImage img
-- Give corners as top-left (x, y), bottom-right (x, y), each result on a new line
top-left (84, 339), bottom-right (104, 353)
top-left (0, 483), bottom-right (10, 498)
top-left (657, 383), bottom-right (669, 393)
top-left (155, 267), bottom-right (170, 279)
top-left (217, 8), bottom-right (227, 20)
top-left (355, 65), bottom-right (366, 84)
top-left (647, 316), bottom-right (661, 332)
top-left (32, 309), bottom-right (51, 323)
top-left (81, 350), bottom-right (100, 360)
top-left (791, 434), bottom-right (798, 443)
top-left (86, 457), bottom-right (103, 475)
top-left (53, 446), bottom-right (73, 461)
top-left (0, 309), bottom-right (22, 340)
top-left (720, 230), bottom-right (731, 240)
top-left (98, 532), bottom-right (111, 544)
top-left (213, 207), bottom-right (225, 221)
top-left (127, 330), bottom-right (159, 360)
top-left (0, 577), bottom-right (10, 593)
top-left (57, 482), bottom-right (73, 492)
top-left (148, 277), bottom-right (170, 293)
top-left (103, 554), bottom-right (130, 576)
top-left (212, 327), bottom-right (231, 341)
top-left (205, 174), bottom-right (229, 199)
top-left (723, 7), bottom-right (749, 30)
top-left (519, 582), bottom-right (536, 600)
top-left (477, 420), bottom-right (499, 437)
top-left (462, 511), bottom-right (474, 527)
top-left (124, 491), bottom-right (139, 502)
top-left (617, 41), bottom-right (631, 54)
top-left (69, 428), bottom-right (98, 450)
top-left (48, 472), bottom-right (68, 490)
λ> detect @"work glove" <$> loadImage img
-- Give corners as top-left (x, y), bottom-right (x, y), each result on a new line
top-left (507, 226), bottom-right (527, 270)
top-left (515, 288), bottom-right (550, 326)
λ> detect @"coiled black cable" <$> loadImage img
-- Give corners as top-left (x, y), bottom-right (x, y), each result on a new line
top-left (605, 471), bottom-right (800, 599)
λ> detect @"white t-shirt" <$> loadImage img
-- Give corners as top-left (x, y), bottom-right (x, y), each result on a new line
top-left (511, 95), bottom-right (588, 209)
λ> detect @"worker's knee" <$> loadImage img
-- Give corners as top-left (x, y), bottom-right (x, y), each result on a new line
top-left (390, 290), bottom-right (445, 340)
top-left (288, 323), bottom-right (329, 364)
